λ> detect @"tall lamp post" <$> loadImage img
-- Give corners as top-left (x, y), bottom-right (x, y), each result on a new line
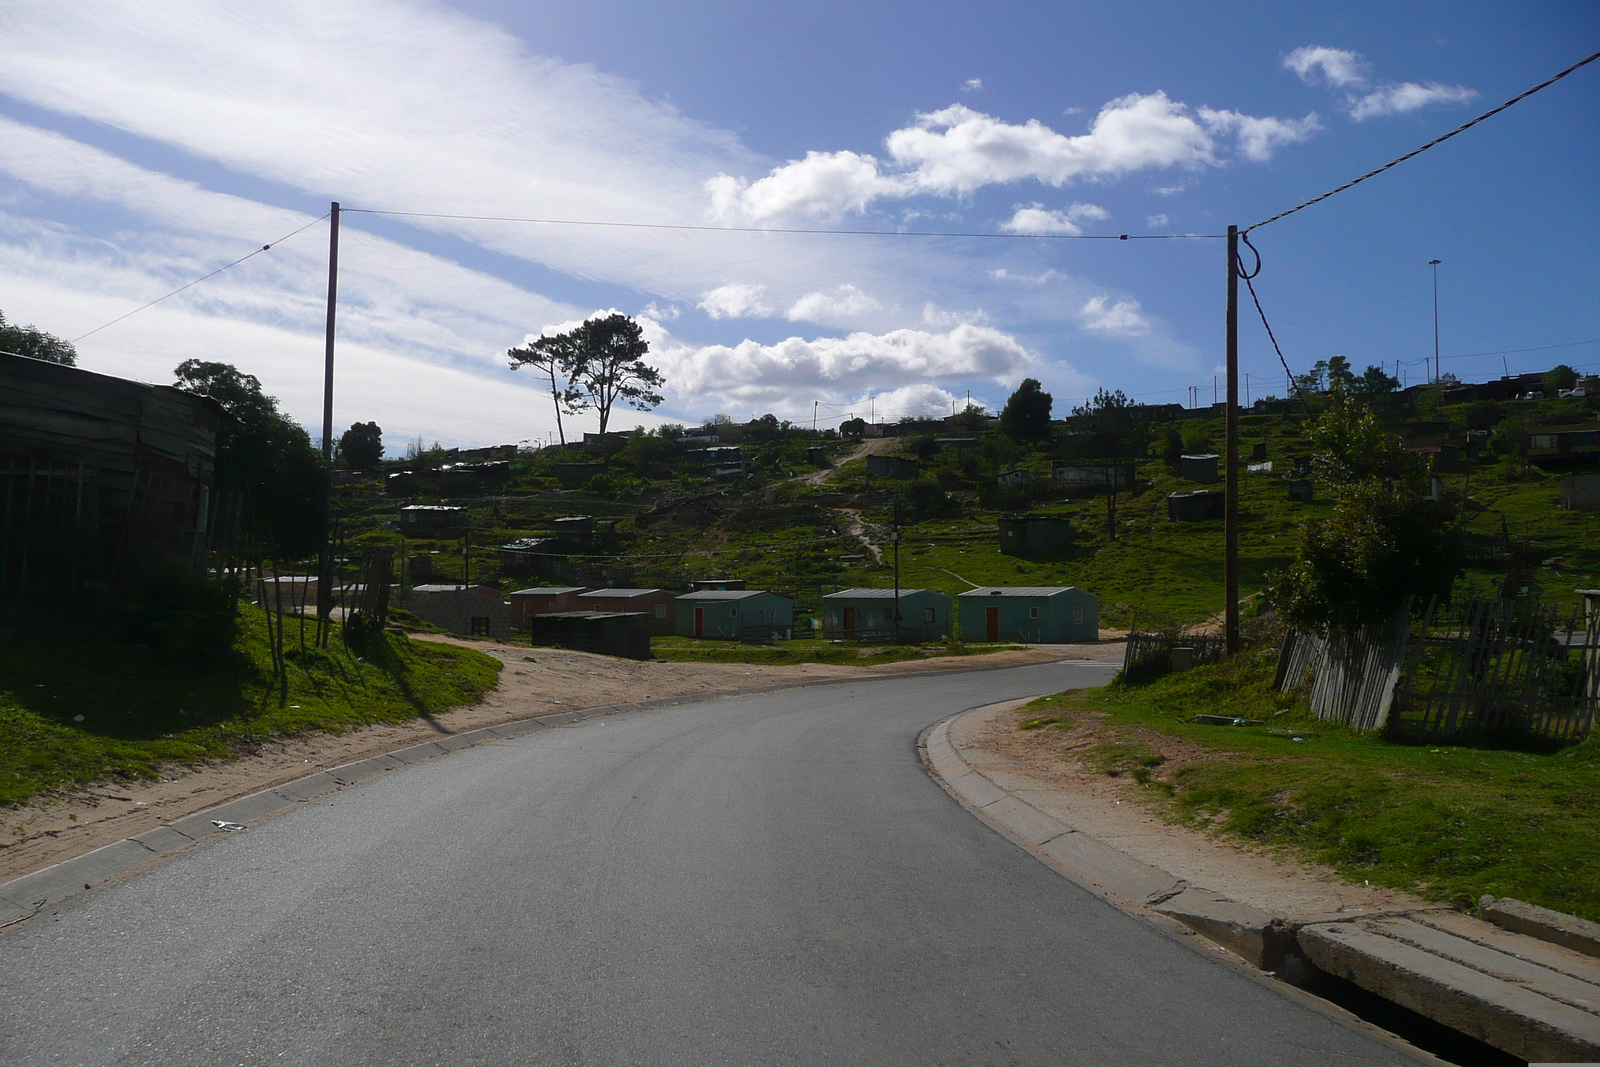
top-left (1429, 259), bottom-right (1442, 382)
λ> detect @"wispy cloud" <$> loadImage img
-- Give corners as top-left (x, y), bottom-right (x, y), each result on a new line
top-left (1284, 46), bottom-right (1369, 89)
top-left (961, 78), bottom-right (984, 93)
top-left (999, 202), bottom-right (1109, 235)
top-left (786, 284), bottom-right (880, 323)
top-left (698, 283), bottom-right (772, 319)
top-left (1146, 213), bottom-right (1169, 228)
top-left (1284, 45), bottom-right (1475, 122)
top-left (1348, 81), bottom-right (1477, 121)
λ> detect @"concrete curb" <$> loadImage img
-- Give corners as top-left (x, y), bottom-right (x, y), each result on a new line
top-left (0, 651), bottom-right (1103, 930)
top-left (920, 702), bottom-right (1600, 1064)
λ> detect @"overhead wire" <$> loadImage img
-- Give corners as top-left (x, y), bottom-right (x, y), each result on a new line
top-left (1248, 49), bottom-right (1600, 232)
top-left (69, 214), bottom-right (330, 344)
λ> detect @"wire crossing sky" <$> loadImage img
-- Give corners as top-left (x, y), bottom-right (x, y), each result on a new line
top-left (0, 2), bottom-right (1594, 448)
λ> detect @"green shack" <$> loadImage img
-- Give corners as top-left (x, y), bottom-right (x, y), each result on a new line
top-left (822, 588), bottom-right (951, 641)
top-left (957, 586), bottom-right (1099, 643)
top-left (674, 589), bottom-right (794, 640)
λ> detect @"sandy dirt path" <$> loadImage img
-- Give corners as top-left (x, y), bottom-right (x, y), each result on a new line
top-left (0, 637), bottom-right (1104, 882)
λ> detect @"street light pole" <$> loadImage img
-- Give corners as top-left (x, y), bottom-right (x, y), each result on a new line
top-left (1429, 259), bottom-right (1442, 383)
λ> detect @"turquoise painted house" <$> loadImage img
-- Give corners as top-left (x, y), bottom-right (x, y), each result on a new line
top-left (822, 588), bottom-right (951, 641)
top-left (957, 586), bottom-right (1099, 643)
top-left (674, 589), bottom-right (794, 639)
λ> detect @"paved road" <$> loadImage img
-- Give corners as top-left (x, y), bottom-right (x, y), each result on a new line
top-left (1, 662), bottom-right (1418, 1066)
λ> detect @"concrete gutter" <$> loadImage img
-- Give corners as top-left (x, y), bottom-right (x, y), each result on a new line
top-left (921, 703), bottom-right (1600, 1064)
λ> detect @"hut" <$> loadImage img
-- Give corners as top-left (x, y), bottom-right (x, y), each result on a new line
top-left (576, 588), bottom-right (677, 634)
top-left (528, 611), bottom-right (652, 660)
top-left (957, 586), bottom-right (1099, 643)
top-left (1179, 454), bottom-right (1220, 483)
top-left (688, 578), bottom-right (746, 592)
top-left (674, 589), bottom-right (794, 640)
top-left (1561, 473), bottom-right (1600, 512)
top-left (508, 586), bottom-right (590, 622)
top-left (866, 454), bottom-right (919, 479)
top-left (995, 468), bottom-right (1031, 488)
top-left (822, 588), bottom-right (951, 642)
top-left (1167, 489), bottom-right (1225, 522)
top-left (998, 515), bottom-right (1073, 558)
top-left (1053, 462), bottom-right (1134, 490)
top-left (398, 584), bottom-right (514, 638)
top-left (399, 505), bottom-right (468, 533)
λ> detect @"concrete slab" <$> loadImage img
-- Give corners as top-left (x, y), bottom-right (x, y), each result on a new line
top-left (1367, 915), bottom-right (1600, 1014)
top-left (534, 711), bottom-right (585, 727)
top-left (1418, 910), bottom-right (1600, 987)
top-left (0, 839), bottom-right (159, 909)
top-left (168, 789), bottom-right (295, 838)
top-left (1036, 828), bottom-right (1186, 908)
top-left (328, 754), bottom-right (403, 785)
top-left (389, 741), bottom-right (447, 764)
top-left (271, 771), bottom-right (342, 802)
top-left (488, 718), bottom-right (544, 739)
top-left (1299, 919), bottom-right (1600, 1063)
top-left (946, 769), bottom-right (1012, 810)
top-left (432, 731), bottom-right (483, 752)
top-left (129, 825), bottom-right (197, 854)
top-left (1481, 895), bottom-right (1600, 960)
top-left (1154, 888), bottom-right (1293, 970)
top-left (979, 795), bottom-right (1071, 847)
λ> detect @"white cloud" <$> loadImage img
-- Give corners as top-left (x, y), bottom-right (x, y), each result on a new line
top-left (642, 301), bottom-right (679, 321)
top-left (961, 78), bottom-right (983, 93)
top-left (1284, 46), bottom-right (1369, 89)
top-left (1080, 295), bottom-right (1151, 338)
top-left (1349, 82), bottom-right (1477, 121)
top-left (785, 284), bottom-right (880, 323)
top-left (987, 268), bottom-right (1061, 285)
top-left (921, 303), bottom-right (990, 327)
top-left (1153, 183), bottom-right (1188, 196)
top-left (999, 201), bottom-right (1109, 235)
top-left (654, 323), bottom-right (1035, 415)
top-left (698, 283), bottom-right (772, 319)
top-left (709, 92), bottom-right (1316, 221)
top-left (1146, 213), bottom-right (1169, 228)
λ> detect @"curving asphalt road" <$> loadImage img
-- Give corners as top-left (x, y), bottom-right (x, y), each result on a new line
top-left (1, 661), bottom-right (1420, 1066)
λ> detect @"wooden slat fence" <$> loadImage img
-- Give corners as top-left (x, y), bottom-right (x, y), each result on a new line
top-left (1275, 598), bottom-right (1413, 731)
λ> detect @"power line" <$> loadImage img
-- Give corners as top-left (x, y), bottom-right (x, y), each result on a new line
top-left (69, 214), bottom-right (329, 344)
top-left (342, 206), bottom-right (1222, 241)
top-left (1248, 49), bottom-right (1600, 232)
top-left (1235, 233), bottom-right (1314, 411)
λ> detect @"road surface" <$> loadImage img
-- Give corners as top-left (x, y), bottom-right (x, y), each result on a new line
top-left (1, 661), bottom-right (1419, 1065)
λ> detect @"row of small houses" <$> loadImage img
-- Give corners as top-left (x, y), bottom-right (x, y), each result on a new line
top-left (391, 582), bottom-right (1099, 657)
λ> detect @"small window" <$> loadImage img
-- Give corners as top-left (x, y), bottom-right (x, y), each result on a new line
top-left (654, 604), bottom-right (668, 619)
top-left (731, 606), bottom-right (738, 617)
top-left (1029, 607), bottom-right (1040, 619)
top-left (923, 608), bottom-right (935, 623)
top-left (1073, 606), bottom-right (1084, 625)
top-left (470, 616), bottom-right (490, 636)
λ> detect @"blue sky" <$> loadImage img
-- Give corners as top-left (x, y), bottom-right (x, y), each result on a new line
top-left (0, 1), bottom-right (1595, 449)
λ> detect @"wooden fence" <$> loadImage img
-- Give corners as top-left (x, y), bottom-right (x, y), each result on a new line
top-left (1122, 629), bottom-right (1227, 677)
top-left (1274, 599), bottom-right (1412, 731)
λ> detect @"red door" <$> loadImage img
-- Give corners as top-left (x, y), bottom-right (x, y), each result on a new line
top-left (694, 607), bottom-right (704, 637)
top-left (985, 606), bottom-right (1000, 642)
top-left (843, 606), bottom-right (855, 637)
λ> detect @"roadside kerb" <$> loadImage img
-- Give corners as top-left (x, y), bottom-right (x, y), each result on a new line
top-left (1, 652), bottom-right (1094, 930)
top-left (921, 701), bottom-right (1600, 1063)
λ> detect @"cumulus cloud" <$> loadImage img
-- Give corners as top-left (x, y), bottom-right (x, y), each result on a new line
top-left (785, 284), bottom-right (880, 322)
top-left (961, 78), bottom-right (983, 93)
top-left (1198, 108), bottom-right (1321, 162)
top-left (1284, 46), bottom-right (1476, 122)
top-left (654, 323), bottom-right (1034, 413)
top-left (641, 301), bottom-right (679, 321)
top-left (1349, 81), bottom-right (1477, 121)
top-left (1146, 213), bottom-right (1169, 228)
top-left (1284, 46), bottom-right (1369, 89)
top-left (999, 201), bottom-right (1109, 235)
top-left (708, 92), bottom-right (1317, 222)
top-left (698, 283), bottom-right (772, 319)
top-left (1080, 295), bottom-right (1151, 338)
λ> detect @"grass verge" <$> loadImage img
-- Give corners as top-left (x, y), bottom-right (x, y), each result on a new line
top-left (650, 635), bottom-right (1028, 666)
top-left (0, 603), bottom-right (500, 807)
top-left (1024, 651), bottom-right (1600, 921)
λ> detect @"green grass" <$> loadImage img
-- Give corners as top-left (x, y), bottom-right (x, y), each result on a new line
top-left (1028, 653), bottom-right (1600, 920)
top-left (0, 604), bottom-right (500, 806)
top-left (649, 635), bottom-right (1026, 666)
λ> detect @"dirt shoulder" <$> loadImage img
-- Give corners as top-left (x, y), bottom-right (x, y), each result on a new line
top-left (1, 637), bottom-right (1110, 883)
top-left (950, 700), bottom-right (1427, 919)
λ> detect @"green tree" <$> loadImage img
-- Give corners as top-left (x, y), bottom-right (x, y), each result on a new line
top-left (173, 361), bottom-right (326, 558)
top-left (1269, 388), bottom-right (1459, 633)
top-left (0, 310), bottom-right (77, 365)
top-left (571, 314), bottom-right (665, 434)
top-left (1351, 364), bottom-right (1400, 396)
top-left (507, 332), bottom-right (585, 446)
top-left (840, 417), bottom-right (866, 438)
top-left (338, 421), bottom-right (383, 469)
top-left (1544, 364), bottom-right (1579, 395)
top-left (999, 378), bottom-right (1053, 441)
top-left (1062, 389), bottom-right (1147, 540)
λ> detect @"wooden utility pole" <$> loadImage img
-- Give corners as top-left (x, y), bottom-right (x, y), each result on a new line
top-left (1224, 225), bottom-right (1240, 655)
top-left (316, 202), bottom-right (340, 645)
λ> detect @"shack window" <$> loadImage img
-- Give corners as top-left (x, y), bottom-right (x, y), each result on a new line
top-left (1029, 607), bottom-right (1040, 619)
top-left (923, 608), bottom-right (935, 623)
top-left (470, 617), bottom-right (490, 636)
top-left (654, 604), bottom-right (668, 619)
top-left (1073, 606), bottom-right (1084, 625)
top-left (730, 606), bottom-right (738, 617)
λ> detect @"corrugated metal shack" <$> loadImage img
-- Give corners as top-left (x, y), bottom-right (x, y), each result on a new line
top-left (528, 611), bottom-right (652, 659)
top-left (865, 454), bottom-right (919, 479)
top-left (674, 589), bottom-right (793, 640)
top-left (1179, 454), bottom-right (1220, 483)
top-left (508, 586), bottom-right (590, 621)
top-left (822, 588), bottom-right (951, 642)
top-left (0, 352), bottom-right (224, 598)
top-left (1167, 489), bottom-right (1225, 522)
top-left (397, 584), bottom-right (514, 638)
top-left (998, 514), bottom-right (1073, 558)
top-left (576, 588), bottom-right (677, 634)
top-left (958, 586), bottom-right (1099, 643)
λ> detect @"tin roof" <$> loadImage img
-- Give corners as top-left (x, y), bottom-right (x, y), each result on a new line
top-left (410, 583), bottom-right (496, 593)
top-left (957, 586), bottom-right (1078, 598)
top-left (674, 589), bottom-right (773, 601)
top-left (578, 588), bottom-right (666, 598)
top-left (824, 588), bottom-right (938, 599)
top-left (510, 586), bottom-right (587, 595)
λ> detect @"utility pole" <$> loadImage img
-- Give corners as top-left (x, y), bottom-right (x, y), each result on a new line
top-left (1224, 224), bottom-right (1240, 656)
top-left (892, 491), bottom-right (902, 643)
top-left (812, 400), bottom-right (818, 432)
top-left (316, 201), bottom-right (340, 646)
top-left (1429, 259), bottom-right (1442, 383)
